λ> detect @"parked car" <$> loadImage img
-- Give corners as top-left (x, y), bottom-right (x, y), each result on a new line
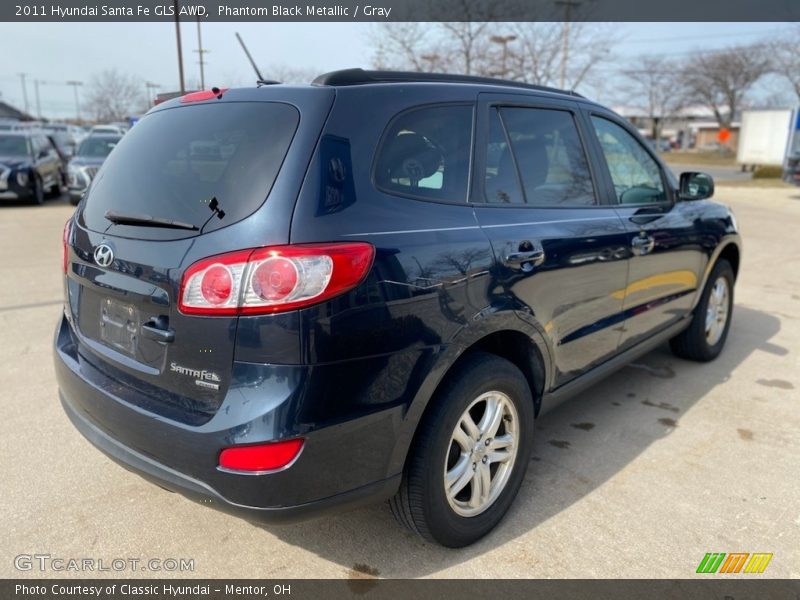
top-left (43, 124), bottom-right (87, 158)
top-left (67, 134), bottom-right (122, 204)
top-left (55, 70), bottom-right (741, 547)
top-left (785, 154), bottom-right (800, 185)
top-left (0, 131), bottom-right (64, 203)
top-left (89, 124), bottom-right (126, 136)
top-left (45, 131), bottom-right (77, 158)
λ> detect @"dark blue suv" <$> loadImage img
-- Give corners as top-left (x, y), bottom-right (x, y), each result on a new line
top-left (55, 69), bottom-right (741, 547)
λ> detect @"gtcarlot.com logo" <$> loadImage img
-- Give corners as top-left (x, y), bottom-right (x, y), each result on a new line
top-left (696, 552), bottom-right (773, 574)
top-left (14, 554), bottom-right (195, 573)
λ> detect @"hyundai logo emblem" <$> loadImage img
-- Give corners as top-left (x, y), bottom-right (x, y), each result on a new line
top-left (93, 243), bottom-right (114, 268)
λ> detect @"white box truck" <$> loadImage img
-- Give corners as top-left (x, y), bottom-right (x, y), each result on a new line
top-left (737, 108), bottom-right (799, 169)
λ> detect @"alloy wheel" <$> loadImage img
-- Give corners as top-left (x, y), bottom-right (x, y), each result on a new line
top-left (443, 391), bottom-right (519, 518)
top-left (705, 276), bottom-right (730, 346)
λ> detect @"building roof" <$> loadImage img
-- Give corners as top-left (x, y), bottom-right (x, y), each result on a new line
top-left (0, 101), bottom-right (34, 121)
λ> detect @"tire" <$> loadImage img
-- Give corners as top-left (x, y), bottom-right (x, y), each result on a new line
top-left (47, 171), bottom-right (64, 198)
top-left (670, 259), bottom-right (734, 362)
top-left (30, 175), bottom-right (44, 205)
top-left (389, 352), bottom-right (534, 547)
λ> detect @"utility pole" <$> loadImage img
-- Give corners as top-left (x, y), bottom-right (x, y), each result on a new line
top-left (17, 73), bottom-right (30, 114)
top-left (145, 82), bottom-right (161, 107)
top-left (66, 80), bottom-right (83, 123)
top-left (34, 79), bottom-right (44, 120)
top-left (194, 16), bottom-right (209, 89)
top-left (490, 35), bottom-right (517, 79)
top-left (173, 0), bottom-right (185, 93)
top-left (555, 0), bottom-right (581, 89)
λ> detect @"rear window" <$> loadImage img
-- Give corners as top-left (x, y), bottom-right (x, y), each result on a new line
top-left (374, 104), bottom-right (472, 202)
top-left (78, 136), bottom-right (121, 158)
top-left (82, 102), bottom-right (299, 238)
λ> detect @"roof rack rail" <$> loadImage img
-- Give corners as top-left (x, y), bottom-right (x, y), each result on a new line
top-left (312, 68), bottom-right (584, 98)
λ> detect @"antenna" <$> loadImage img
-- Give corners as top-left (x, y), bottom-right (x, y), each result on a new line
top-left (235, 32), bottom-right (278, 85)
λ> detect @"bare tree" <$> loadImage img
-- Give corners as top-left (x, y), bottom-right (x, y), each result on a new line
top-left (371, 21), bottom-right (613, 92)
top-left (438, 22), bottom-right (493, 75)
top-left (622, 56), bottom-right (684, 141)
top-left (85, 69), bottom-right (146, 122)
top-left (682, 44), bottom-right (772, 128)
top-left (770, 26), bottom-right (800, 101)
top-left (372, 23), bottom-right (445, 72)
top-left (505, 23), bottom-right (612, 89)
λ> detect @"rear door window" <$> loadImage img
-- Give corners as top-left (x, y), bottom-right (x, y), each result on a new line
top-left (485, 107), bottom-right (597, 206)
top-left (374, 104), bottom-right (473, 202)
top-left (81, 102), bottom-right (300, 238)
top-left (484, 108), bottom-right (524, 204)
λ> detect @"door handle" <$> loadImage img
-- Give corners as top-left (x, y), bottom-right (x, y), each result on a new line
top-left (631, 235), bottom-right (655, 256)
top-left (141, 320), bottom-right (175, 343)
top-left (505, 249), bottom-right (545, 271)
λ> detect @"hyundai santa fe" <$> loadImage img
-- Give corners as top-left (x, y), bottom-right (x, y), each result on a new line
top-left (55, 69), bottom-right (741, 547)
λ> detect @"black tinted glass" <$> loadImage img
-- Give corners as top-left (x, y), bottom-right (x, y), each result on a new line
top-left (374, 105), bottom-right (472, 202)
top-left (484, 108), bottom-right (524, 204)
top-left (498, 107), bottom-right (596, 206)
top-left (82, 102), bottom-right (299, 237)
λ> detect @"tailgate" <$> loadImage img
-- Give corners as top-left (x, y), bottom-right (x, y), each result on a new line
top-left (66, 229), bottom-right (235, 424)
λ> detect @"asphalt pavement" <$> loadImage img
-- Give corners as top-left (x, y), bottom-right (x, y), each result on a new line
top-left (1, 187), bottom-right (798, 578)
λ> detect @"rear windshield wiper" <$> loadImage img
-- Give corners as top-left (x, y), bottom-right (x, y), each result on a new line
top-left (104, 210), bottom-right (199, 231)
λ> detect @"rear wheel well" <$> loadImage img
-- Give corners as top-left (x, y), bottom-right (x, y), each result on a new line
top-left (453, 330), bottom-right (545, 416)
top-left (718, 244), bottom-right (740, 280)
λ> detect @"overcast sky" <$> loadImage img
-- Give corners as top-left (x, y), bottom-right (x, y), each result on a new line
top-left (0, 21), bottom-right (792, 119)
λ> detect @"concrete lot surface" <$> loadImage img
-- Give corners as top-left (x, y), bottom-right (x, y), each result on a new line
top-left (1, 187), bottom-right (798, 579)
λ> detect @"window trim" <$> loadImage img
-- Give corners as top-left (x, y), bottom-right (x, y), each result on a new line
top-left (470, 100), bottom-right (606, 209)
top-left (370, 101), bottom-right (476, 206)
top-left (586, 110), bottom-right (676, 208)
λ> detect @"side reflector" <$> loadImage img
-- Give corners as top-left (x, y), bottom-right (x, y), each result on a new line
top-left (218, 439), bottom-right (304, 473)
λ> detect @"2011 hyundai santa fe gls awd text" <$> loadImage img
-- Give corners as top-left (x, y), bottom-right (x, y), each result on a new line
top-left (54, 69), bottom-right (741, 547)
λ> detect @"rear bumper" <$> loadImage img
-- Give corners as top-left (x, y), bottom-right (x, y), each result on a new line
top-left (53, 313), bottom-right (405, 523)
top-left (60, 390), bottom-right (399, 523)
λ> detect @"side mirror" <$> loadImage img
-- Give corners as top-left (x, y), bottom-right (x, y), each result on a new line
top-left (38, 149), bottom-right (49, 159)
top-left (679, 171), bottom-right (714, 201)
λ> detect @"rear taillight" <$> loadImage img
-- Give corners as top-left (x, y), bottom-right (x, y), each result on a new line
top-left (62, 218), bottom-right (72, 273)
top-left (218, 438), bottom-right (304, 473)
top-left (179, 242), bottom-right (375, 316)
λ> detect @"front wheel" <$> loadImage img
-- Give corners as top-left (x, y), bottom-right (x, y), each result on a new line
top-left (30, 175), bottom-right (44, 205)
top-left (47, 170), bottom-right (64, 198)
top-left (670, 259), bottom-right (734, 361)
top-left (390, 352), bottom-right (534, 547)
